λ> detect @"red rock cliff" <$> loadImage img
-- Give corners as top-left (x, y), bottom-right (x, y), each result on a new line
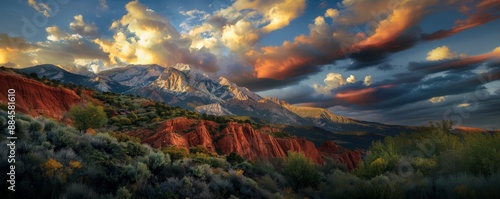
top-left (0, 72), bottom-right (81, 120)
top-left (133, 117), bottom-right (362, 169)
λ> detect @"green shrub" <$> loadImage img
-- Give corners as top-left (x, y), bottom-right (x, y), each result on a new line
top-left (109, 132), bottom-right (141, 143)
top-left (162, 146), bottom-right (189, 161)
top-left (283, 151), bottom-right (320, 189)
top-left (69, 102), bottom-right (108, 133)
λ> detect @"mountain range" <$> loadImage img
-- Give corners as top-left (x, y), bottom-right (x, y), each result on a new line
top-left (19, 64), bottom-right (412, 148)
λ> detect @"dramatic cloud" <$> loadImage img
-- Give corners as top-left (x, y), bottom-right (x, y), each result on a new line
top-left (0, 34), bottom-right (37, 67)
top-left (422, 0), bottom-right (500, 41)
top-left (428, 96), bottom-right (446, 103)
top-left (245, 0), bottom-right (443, 80)
top-left (94, 1), bottom-right (218, 72)
top-left (246, 18), bottom-right (351, 79)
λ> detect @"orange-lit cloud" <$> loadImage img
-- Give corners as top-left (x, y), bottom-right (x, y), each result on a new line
top-left (422, 0), bottom-right (500, 40)
top-left (246, 19), bottom-right (352, 79)
top-left (335, 84), bottom-right (394, 105)
top-left (246, 0), bottom-right (441, 80)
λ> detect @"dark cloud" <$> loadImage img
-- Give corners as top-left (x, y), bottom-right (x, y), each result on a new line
top-left (231, 76), bottom-right (306, 92)
top-left (346, 27), bottom-right (421, 70)
top-left (301, 53), bottom-right (500, 126)
top-left (259, 84), bottom-right (318, 104)
top-left (421, 0), bottom-right (500, 41)
top-left (409, 54), bottom-right (500, 74)
top-left (376, 63), bottom-right (394, 71)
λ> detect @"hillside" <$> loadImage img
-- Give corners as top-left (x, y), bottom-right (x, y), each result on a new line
top-left (0, 67), bottom-right (361, 169)
top-left (0, 69), bottom-right (82, 120)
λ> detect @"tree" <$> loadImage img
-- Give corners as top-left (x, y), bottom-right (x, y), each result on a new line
top-left (69, 102), bottom-right (108, 133)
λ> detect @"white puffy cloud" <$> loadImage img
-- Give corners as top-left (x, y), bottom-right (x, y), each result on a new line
top-left (314, 16), bottom-right (325, 25)
top-left (314, 73), bottom-right (357, 94)
top-left (221, 20), bottom-right (261, 52)
top-left (346, 75), bottom-right (356, 83)
top-left (426, 46), bottom-right (464, 61)
top-left (363, 75), bottom-right (372, 86)
top-left (324, 8), bottom-right (339, 19)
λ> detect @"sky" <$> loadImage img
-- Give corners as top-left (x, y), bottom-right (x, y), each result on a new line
top-left (1, 0), bottom-right (499, 128)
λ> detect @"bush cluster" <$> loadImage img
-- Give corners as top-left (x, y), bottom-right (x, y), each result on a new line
top-left (1, 110), bottom-right (499, 198)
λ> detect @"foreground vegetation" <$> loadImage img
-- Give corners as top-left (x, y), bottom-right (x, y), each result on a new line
top-left (1, 110), bottom-right (499, 198)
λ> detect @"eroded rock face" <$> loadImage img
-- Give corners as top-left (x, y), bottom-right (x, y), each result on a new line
top-left (135, 117), bottom-right (362, 169)
top-left (0, 72), bottom-right (81, 120)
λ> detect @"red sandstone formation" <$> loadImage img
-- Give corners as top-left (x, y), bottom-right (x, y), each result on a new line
top-left (0, 71), bottom-right (82, 120)
top-left (133, 117), bottom-right (362, 169)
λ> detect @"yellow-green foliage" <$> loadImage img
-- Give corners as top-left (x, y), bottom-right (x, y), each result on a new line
top-left (355, 120), bottom-right (500, 178)
top-left (69, 102), bottom-right (108, 132)
top-left (162, 146), bottom-right (189, 161)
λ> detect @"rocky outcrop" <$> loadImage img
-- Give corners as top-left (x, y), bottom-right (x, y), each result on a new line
top-left (318, 141), bottom-right (362, 170)
top-left (0, 71), bottom-right (82, 120)
top-left (133, 117), bottom-right (362, 169)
